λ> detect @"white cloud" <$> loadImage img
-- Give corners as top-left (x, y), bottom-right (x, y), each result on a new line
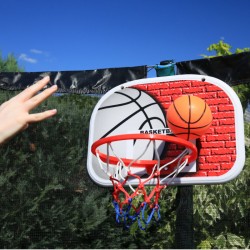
top-left (19, 53), bottom-right (37, 64)
top-left (30, 49), bottom-right (49, 57)
top-left (30, 49), bottom-right (43, 54)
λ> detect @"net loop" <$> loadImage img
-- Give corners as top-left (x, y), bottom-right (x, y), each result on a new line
top-left (137, 202), bottom-right (161, 230)
top-left (112, 200), bottom-right (138, 229)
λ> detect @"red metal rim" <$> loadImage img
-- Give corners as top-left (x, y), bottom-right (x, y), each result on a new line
top-left (91, 134), bottom-right (197, 168)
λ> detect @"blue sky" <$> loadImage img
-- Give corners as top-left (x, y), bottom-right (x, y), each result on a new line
top-left (1, 0), bottom-right (250, 77)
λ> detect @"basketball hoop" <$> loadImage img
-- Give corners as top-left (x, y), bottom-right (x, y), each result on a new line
top-left (91, 133), bottom-right (197, 230)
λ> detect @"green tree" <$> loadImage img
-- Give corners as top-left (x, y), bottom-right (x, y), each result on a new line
top-left (0, 93), bottom-right (139, 248)
top-left (201, 40), bottom-right (250, 58)
top-left (232, 83), bottom-right (250, 111)
top-left (202, 40), bottom-right (250, 110)
top-left (0, 52), bottom-right (24, 72)
top-left (194, 40), bottom-right (250, 248)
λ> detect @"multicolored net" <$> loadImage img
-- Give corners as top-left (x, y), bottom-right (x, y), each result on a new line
top-left (92, 134), bottom-right (197, 230)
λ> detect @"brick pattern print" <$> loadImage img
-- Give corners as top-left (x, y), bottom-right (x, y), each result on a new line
top-left (134, 80), bottom-right (236, 178)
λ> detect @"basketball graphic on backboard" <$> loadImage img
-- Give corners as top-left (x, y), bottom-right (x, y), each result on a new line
top-left (92, 87), bottom-right (167, 162)
top-left (87, 74), bottom-right (245, 186)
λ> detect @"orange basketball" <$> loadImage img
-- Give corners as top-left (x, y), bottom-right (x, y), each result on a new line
top-left (167, 95), bottom-right (213, 140)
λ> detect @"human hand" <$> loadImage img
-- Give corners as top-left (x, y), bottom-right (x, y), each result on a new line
top-left (0, 76), bottom-right (58, 144)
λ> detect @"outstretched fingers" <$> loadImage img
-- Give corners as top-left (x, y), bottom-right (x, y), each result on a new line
top-left (16, 76), bottom-right (52, 101)
top-left (25, 84), bottom-right (58, 111)
top-left (27, 109), bottom-right (57, 123)
top-left (0, 76), bottom-right (58, 144)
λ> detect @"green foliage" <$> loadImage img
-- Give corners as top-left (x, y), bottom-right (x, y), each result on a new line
top-left (0, 52), bottom-right (24, 72)
top-left (232, 84), bottom-right (250, 111)
top-left (207, 40), bottom-right (233, 57)
top-left (201, 40), bottom-right (250, 58)
top-left (0, 92), bottom-right (130, 248)
top-left (150, 187), bottom-right (178, 249)
top-left (235, 48), bottom-right (250, 54)
top-left (120, 186), bottom-right (180, 249)
top-left (193, 152), bottom-right (250, 249)
top-left (245, 122), bottom-right (250, 138)
top-left (201, 40), bottom-right (250, 111)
